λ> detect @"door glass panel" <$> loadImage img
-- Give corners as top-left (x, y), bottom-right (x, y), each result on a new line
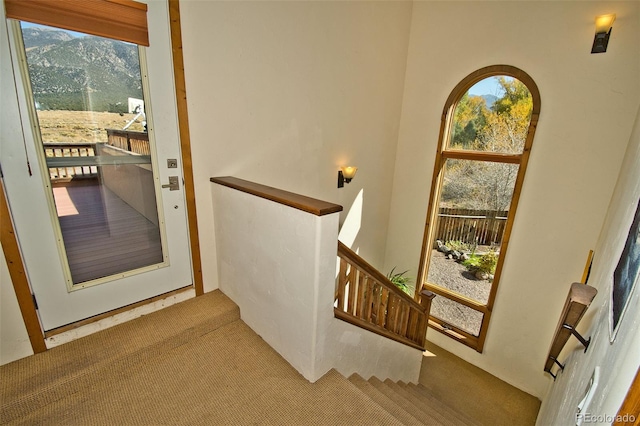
top-left (448, 76), bottom-right (532, 154)
top-left (427, 158), bottom-right (518, 305)
top-left (20, 22), bottom-right (164, 286)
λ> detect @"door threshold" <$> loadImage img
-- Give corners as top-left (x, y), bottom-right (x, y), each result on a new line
top-left (44, 286), bottom-right (195, 349)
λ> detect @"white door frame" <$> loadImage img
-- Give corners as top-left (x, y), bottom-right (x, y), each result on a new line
top-left (0, 0), bottom-right (203, 343)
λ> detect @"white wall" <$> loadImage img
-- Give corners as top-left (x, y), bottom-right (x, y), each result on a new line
top-left (179, 0), bottom-right (413, 292)
top-left (385, 1), bottom-right (640, 398)
top-left (3, 0), bottom-right (639, 396)
top-left (1, 247), bottom-right (33, 365)
top-left (537, 106), bottom-right (640, 425)
top-left (212, 183), bottom-right (422, 383)
top-left (322, 316), bottom-right (423, 383)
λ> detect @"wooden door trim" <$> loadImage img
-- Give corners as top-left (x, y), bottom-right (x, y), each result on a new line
top-left (0, 176), bottom-right (46, 354)
top-left (168, 0), bottom-right (203, 296)
top-left (614, 366), bottom-right (640, 425)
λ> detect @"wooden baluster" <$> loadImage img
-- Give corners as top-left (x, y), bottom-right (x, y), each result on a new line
top-left (399, 303), bottom-right (409, 336)
top-left (407, 308), bottom-right (419, 342)
top-left (372, 281), bottom-right (380, 323)
top-left (386, 294), bottom-right (397, 332)
top-left (394, 296), bottom-right (403, 333)
top-left (347, 263), bottom-right (357, 315)
top-left (336, 257), bottom-right (347, 311)
top-left (363, 277), bottom-right (373, 321)
top-left (348, 265), bottom-right (358, 315)
top-left (356, 271), bottom-right (366, 318)
top-left (378, 287), bottom-right (389, 328)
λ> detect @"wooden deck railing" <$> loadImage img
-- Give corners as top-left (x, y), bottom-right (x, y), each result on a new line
top-left (335, 241), bottom-right (435, 350)
top-left (44, 142), bottom-right (98, 181)
top-left (435, 207), bottom-right (508, 246)
top-left (43, 130), bottom-right (151, 182)
top-left (105, 129), bottom-right (150, 155)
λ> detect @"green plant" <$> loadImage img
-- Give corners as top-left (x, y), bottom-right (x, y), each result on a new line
top-left (462, 254), bottom-right (481, 269)
top-left (445, 240), bottom-right (477, 254)
top-left (462, 250), bottom-right (498, 275)
top-left (478, 250), bottom-right (498, 274)
top-left (386, 267), bottom-right (412, 294)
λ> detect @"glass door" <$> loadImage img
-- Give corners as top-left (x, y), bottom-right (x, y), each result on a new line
top-left (2, 0), bottom-right (193, 331)
top-left (19, 22), bottom-right (167, 288)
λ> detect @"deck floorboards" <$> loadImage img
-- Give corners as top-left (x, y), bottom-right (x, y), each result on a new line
top-left (53, 182), bottom-right (163, 284)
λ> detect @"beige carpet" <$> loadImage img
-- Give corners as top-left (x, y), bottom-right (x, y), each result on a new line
top-left (1, 291), bottom-right (402, 425)
top-left (2, 290), bottom-right (540, 425)
top-left (419, 341), bottom-right (541, 425)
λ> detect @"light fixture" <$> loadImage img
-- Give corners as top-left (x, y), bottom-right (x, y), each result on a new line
top-left (591, 14), bottom-right (616, 54)
top-left (337, 166), bottom-right (357, 188)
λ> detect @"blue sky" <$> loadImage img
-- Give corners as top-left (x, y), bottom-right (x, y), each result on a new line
top-left (21, 21), bottom-right (86, 39)
top-left (468, 76), bottom-right (506, 97)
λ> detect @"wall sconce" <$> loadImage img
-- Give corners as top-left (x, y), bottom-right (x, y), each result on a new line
top-left (591, 14), bottom-right (615, 54)
top-left (337, 166), bottom-right (357, 188)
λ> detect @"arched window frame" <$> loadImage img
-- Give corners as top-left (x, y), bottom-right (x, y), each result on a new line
top-left (417, 65), bottom-right (541, 352)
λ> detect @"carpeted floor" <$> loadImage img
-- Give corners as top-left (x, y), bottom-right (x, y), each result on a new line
top-left (1, 290), bottom-right (540, 425)
top-left (420, 342), bottom-right (541, 425)
top-left (1, 291), bottom-right (401, 425)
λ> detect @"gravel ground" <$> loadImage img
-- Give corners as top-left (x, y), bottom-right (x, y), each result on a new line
top-left (427, 250), bottom-right (491, 336)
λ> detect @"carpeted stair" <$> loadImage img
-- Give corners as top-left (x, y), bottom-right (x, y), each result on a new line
top-left (1, 290), bottom-right (479, 425)
top-left (347, 375), bottom-right (479, 426)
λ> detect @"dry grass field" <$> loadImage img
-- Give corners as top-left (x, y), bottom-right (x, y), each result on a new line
top-left (36, 110), bottom-right (145, 143)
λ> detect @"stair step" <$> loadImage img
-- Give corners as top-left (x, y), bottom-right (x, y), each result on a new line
top-left (384, 379), bottom-right (460, 426)
top-left (348, 374), bottom-right (424, 425)
top-left (402, 382), bottom-right (480, 426)
top-left (369, 377), bottom-right (445, 425)
top-left (3, 290), bottom-right (240, 406)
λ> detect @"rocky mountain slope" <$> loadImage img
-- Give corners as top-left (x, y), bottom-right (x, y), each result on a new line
top-left (21, 25), bottom-right (143, 112)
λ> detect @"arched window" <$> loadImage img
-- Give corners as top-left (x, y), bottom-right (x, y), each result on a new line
top-left (418, 65), bottom-right (541, 352)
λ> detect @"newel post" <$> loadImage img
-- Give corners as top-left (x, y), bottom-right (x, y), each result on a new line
top-left (419, 289), bottom-right (436, 314)
top-left (417, 289), bottom-right (436, 346)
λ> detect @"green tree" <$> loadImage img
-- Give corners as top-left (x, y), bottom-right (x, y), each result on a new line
top-left (492, 76), bottom-right (532, 115)
top-left (441, 76), bottom-right (533, 211)
top-left (450, 93), bottom-right (490, 149)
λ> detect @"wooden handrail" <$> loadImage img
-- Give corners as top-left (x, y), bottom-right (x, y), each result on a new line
top-left (545, 282), bottom-right (597, 378)
top-left (211, 176), bottom-right (343, 216)
top-left (335, 241), bottom-right (434, 350)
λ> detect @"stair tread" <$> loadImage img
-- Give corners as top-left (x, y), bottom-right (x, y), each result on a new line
top-left (369, 377), bottom-right (445, 426)
top-left (3, 290), bottom-right (240, 402)
top-left (403, 382), bottom-right (481, 426)
top-left (384, 379), bottom-right (462, 426)
top-left (349, 374), bottom-right (424, 425)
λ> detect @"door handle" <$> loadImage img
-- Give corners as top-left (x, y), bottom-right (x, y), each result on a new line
top-left (162, 176), bottom-right (180, 191)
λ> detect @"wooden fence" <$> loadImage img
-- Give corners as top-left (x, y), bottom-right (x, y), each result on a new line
top-left (435, 207), bottom-right (508, 246)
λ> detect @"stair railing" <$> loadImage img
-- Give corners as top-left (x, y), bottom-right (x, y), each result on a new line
top-left (335, 241), bottom-right (435, 350)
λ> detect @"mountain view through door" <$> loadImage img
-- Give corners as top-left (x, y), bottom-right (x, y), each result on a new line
top-left (20, 22), bottom-right (166, 288)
